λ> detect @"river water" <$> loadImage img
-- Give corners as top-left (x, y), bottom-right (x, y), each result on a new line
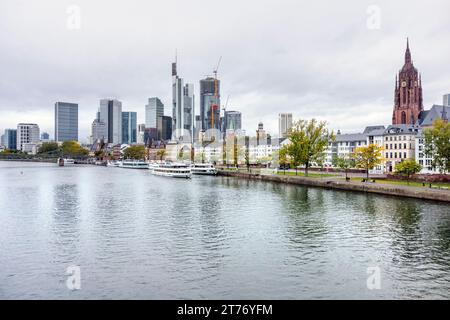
top-left (0, 161), bottom-right (449, 299)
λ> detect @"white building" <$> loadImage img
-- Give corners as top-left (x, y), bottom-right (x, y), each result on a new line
top-left (17, 123), bottom-right (40, 152)
top-left (364, 126), bottom-right (386, 174)
top-left (383, 124), bottom-right (419, 173)
top-left (278, 113), bottom-right (292, 139)
top-left (325, 131), bottom-right (367, 166)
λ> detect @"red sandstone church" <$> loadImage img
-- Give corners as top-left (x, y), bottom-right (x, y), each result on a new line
top-left (392, 39), bottom-right (424, 125)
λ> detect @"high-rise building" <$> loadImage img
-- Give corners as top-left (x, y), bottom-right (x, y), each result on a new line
top-left (392, 39), bottom-right (423, 125)
top-left (278, 113), bottom-right (293, 138)
top-left (122, 111), bottom-right (137, 144)
top-left (145, 97), bottom-right (164, 129)
top-left (200, 77), bottom-right (220, 132)
top-left (137, 124), bottom-right (146, 144)
top-left (99, 99), bottom-right (122, 144)
top-left (443, 94), bottom-right (450, 107)
top-left (17, 123), bottom-right (40, 151)
top-left (55, 102), bottom-right (78, 142)
top-left (194, 115), bottom-right (202, 142)
top-left (223, 111), bottom-right (242, 133)
top-left (157, 116), bottom-right (172, 141)
top-left (92, 111), bottom-right (107, 143)
top-left (256, 122), bottom-right (267, 145)
top-left (172, 60), bottom-right (194, 140)
top-left (3, 129), bottom-right (17, 150)
top-left (41, 132), bottom-right (50, 141)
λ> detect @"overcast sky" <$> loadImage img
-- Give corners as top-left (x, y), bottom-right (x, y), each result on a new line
top-left (1, 0), bottom-right (449, 142)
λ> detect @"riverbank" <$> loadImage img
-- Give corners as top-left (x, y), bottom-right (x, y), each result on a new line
top-left (0, 158), bottom-right (57, 163)
top-left (217, 170), bottom-right (450, 203)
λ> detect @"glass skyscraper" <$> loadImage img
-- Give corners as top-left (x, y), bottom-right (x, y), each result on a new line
top-left (223, 111), bottom-right (242, 133)
top-left (200, 77), bottom-right (220, 132)
top-left (55, 102), bottom-right (78, 142)
top-left (122, 112), bottom-right (137, 144)
top-left (99, 99), bottom-right (122, 144)
top-left (3, 129), bottom-right (17, 150)
top-left (145, 97), bottom-right (164, 129)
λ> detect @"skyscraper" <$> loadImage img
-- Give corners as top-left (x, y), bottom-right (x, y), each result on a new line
top-left (443, 94), bottom-right (450, 107)
top-left (3, 129), bottom-right (17, 150)
top-left (99, 99), bottom-right (122, 144)
top-left (137, 124), bottom-right (146, 144)
top-left (223, 111), bottom-right (242, 133)
top-left (278, 113), bottom-right (293, 138)
top-left (17, 123), bottom-right (40, 151)
top-left (122, 111), bottom-right (137, 144)
top-left (172, 60), bottom-right (194, 140)
top-left (157, 116), bottom-right (172, 141)
top-left (55, 102), bottom-right (78, 142)
top-left (145, 97), bottom-right (164, 129)
top-left (392, 39), bottom-right (423, 125)
top-left (200, 77), bottom-right (220, 132)
top-left (92, 111), bottom-right (107, 143)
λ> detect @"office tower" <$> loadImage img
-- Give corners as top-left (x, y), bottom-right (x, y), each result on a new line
top-left (17, 123), bottom-right (40, 151)
top-left (92, 111), bottom-right (107, 143)
top-left (256, 122), bottom-right (267, 145)
top-left (224, 111), bottom-right (242, 131)
top-left (2, 129), bottom-right (17, 150)
top-left (137, 124), bottom-right (146, 144)
top-left (200, 77), bottom-right (220, 132)
top-left (157, 116), bottom-right (172, 141)
top-left (0, 133), bottom-right (4, 147)
top-left (183, 83), bottom-right (194, 141)
top-left (278, 113), bottom-right (293, 138)
top-left (194, 115), bottom-right (202, 142)
top-left (99, 99), bottom-right (122, 144)
top-left (54, 102), bottom-right (78, 142)
top-left (145, 97), bottom-right (164, 129)
top-left (41, 132), bottom-right (50, 141)
top-left (444, 94), bottom-right (450, 107)
top-left (122, 111), bottom-right (137, 144)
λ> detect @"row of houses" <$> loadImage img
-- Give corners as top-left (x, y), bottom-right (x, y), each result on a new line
top-left (323, 104), bottom-right (449, 174)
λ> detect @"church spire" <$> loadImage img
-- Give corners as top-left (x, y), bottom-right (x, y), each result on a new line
top-left (405, 37), bottom-right (412, 64)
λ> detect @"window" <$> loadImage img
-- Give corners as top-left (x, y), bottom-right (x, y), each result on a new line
top-left (401, 111), bottom-right (407, 124)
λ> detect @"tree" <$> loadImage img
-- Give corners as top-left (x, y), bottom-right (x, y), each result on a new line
top-left (286, 119), bottom-right (335, 177)
top-left (424, 119), bottom-right (450, 174)
top-left (38, 142), bottom-right (60, 154)
top-left (156, 149), bottom-right (167, 161)
top-left (123, 145), bottom-right (146, 160)
top-left (332, 154), bottom-right (355, 180)
top-left (352, 144), bottom-right (384, 181)
top-left (394, 159), bottom-right (422, 185)
top-left (279, 146), bottom-right (289, 175)
top-left (61, 141), bottom-right (88, 158)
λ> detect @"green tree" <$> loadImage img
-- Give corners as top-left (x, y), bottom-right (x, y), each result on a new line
top-left (156, 149), bottom-right (167, 161)
top-left (38, 142), bottom-right (60, 154)
top-left (286, 119), bottom-right (335, 176)
top-left (61, 141), bottom-right (89, 158)
top-left (394, 159), bottom-right (422, 185)
top-left (424, 119), bottom-right (450, 174)
top-left (279, 146), bottom-right (289, 175)
top-left (123, 145), bottom-right (146, 160)
top-left (332, 154), bottom-right (355, 180)
top-left (352, 144), bottom-right (384, 181)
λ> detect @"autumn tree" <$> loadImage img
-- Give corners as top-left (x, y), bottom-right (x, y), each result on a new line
top-left (332, 154), bottom-right (355, 180)
top-left (286, 119), bottom-right (334, 176)
top-left (395, 159), bottom-right (422, 185)
top-left (352, 144), bottom-right (384, 181)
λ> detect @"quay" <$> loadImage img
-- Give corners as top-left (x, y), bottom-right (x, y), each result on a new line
top-left (217, 170), bottom-right (450, 203)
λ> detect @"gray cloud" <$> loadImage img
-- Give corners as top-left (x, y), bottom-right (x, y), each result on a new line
top-left (0, 0), bottom-right (449, 141)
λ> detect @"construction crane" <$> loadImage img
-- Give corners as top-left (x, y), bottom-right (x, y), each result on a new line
top-left (210, 56), bottom-right (222, 129)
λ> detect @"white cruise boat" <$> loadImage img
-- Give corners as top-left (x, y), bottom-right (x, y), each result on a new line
top-left (150, 162), bottom-right (191, 178)
top-left (190, 163), bottom-right (218, 175)
top-left (57, 158), bottom-right (75, 166)
top-left (107, 160), bottom-right (121, 167)
top-left (119, 160), bottom-right (149, 169)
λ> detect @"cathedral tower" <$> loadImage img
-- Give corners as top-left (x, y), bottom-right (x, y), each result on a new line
top-left (392, 39), bottom-right (423, 125)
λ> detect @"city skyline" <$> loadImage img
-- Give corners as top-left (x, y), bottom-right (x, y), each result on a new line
top-left (1, 1), bottom-right (450, 142)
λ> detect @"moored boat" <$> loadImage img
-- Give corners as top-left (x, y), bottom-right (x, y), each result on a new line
top-left (57, 158), bottom-right (75, 166)
top-left (190, 163), bottom-right (218, 175)
top-left (119, 160), bottom-right (149, 169)
top-left (150, 162), bottom-right (191, 178)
